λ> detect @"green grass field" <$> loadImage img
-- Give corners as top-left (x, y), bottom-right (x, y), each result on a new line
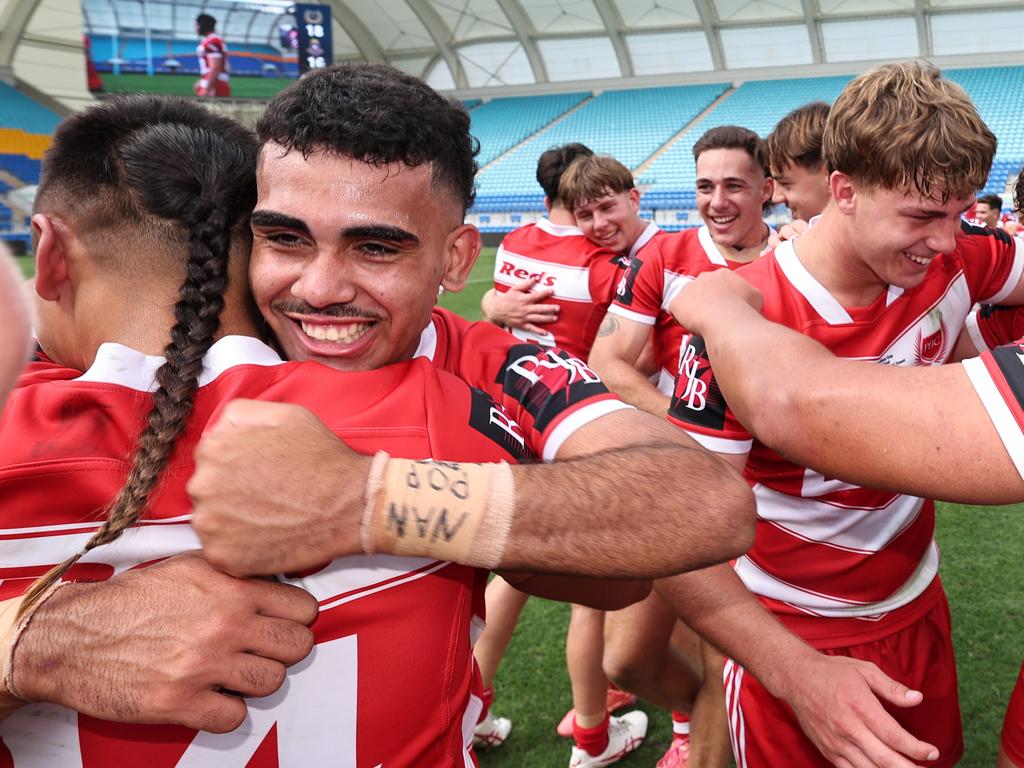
top-left (18, 247), bottom-right (1024, 765)
top-left (100, 73), bottom-right (294, 99)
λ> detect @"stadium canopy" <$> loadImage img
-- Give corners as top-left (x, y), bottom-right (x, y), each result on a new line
top-left (4, 0), bottom-right (1024, 104)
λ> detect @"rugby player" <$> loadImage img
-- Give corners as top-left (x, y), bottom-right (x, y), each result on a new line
top-left (666, 61), bottom-right (1024, 766)
top-left (670, 169), bottom-right (1024, 768)
top-left (475, 143), bottom-right (647, 764)
top-left (193, 13), bottom-right (230, 97)
top-left (189, 63), bottom-right (945, 768)
top-left (0, 94), bottom-right (757, 766)
top-left (589, 125), bottom-right (773, 768)
top-left (766, 101), bottom-right (831, 223)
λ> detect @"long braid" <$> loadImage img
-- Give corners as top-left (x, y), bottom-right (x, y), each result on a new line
top-left (19, 106), bottom-right (257, 615)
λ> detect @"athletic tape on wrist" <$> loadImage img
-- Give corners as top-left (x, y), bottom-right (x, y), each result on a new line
top-left (362, 452), bottom-right (515, 569)
top-left (1, 581), bottom-right (67, 701)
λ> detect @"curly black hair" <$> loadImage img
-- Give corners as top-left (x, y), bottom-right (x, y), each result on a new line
top-left (257, 63), bottom-right (479, 212)
top-left (536, 143), bottom-right (592, 204)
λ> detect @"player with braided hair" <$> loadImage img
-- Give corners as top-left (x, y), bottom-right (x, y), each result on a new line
top-left (0, 94), bottom-right (754, 765)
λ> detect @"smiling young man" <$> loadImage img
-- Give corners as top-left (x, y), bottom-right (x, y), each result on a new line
top-left (665, 61), bottom-right (1024, 767)
top-left (765, 101), bottom-right (832, 223)
top-left (588, 126), bottom-right (773, 417)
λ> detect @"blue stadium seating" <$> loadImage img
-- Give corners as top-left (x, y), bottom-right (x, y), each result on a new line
top-left (469, 92), bottom-right (590, 167)
top-left (0, 155), bottom-right (42, 186)
top-left (0, 82), bottom-right (61, 135)
top-left (474, 83), bottom-right (728, 201)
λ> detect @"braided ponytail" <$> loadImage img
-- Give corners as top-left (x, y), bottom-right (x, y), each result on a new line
top-left (19, 102), bottom-right (258, 615)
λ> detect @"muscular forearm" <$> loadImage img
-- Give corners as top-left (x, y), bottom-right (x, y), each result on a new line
top-left (654, 565), bottom-right (817, 698)
top-left (496, 444), bottom-right (753, 578)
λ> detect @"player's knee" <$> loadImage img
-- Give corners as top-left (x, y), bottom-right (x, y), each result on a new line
top-left (602, 646), bottom-right (654, 693)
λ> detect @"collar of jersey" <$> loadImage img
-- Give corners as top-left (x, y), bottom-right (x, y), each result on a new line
top-left (75, 335), bottom-right (284, 392)
top-left (536, 217), bottom-right (584, 238)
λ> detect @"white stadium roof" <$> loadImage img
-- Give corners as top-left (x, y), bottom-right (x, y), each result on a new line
top-left (1, 0), bottom-right (1024, 109)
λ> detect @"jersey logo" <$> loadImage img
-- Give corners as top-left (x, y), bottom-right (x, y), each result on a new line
top-left (497, 345), bottom-right (609, 434)
top-left (615, 256), bottom-right (643, 306)
top-left (497, 260), bottom-right (557, 287)
top-left (468, 387), bottom-right (535, 463)
top-left (913, 309), bottom-right (949, 366)
top-left (669, 336), bottom-right (727, 430)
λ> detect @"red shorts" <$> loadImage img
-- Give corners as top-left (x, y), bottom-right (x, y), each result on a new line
top-left (724, 596), bottom-right (962, 768)
top-left (193, 79), bottom-right (231, 97)
top-left (1001, 661), bottom-right (1024, 765)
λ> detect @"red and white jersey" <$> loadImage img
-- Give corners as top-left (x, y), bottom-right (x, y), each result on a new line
top-left (0, 336), bottom-right (528, 767)
top-left (668, 226), bottom-right (1024, 644)
top-left (965, 303), bottom-right (1024, 354)
top-left (608, 225), bottom-right (743, 395)
top-left (197, 33), bottom-right (229, 78)
top-left (492, 218), bottom-right (632, 358)
top-left (964, 338), bottom-right (1024, 482)
top-left (417, 307), bottom-right (632, 461)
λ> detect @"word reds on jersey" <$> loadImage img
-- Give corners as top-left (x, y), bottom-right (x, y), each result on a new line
top-left (491, 219), bottom-right (642, 358)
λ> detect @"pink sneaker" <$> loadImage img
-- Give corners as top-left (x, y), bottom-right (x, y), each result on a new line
top-left (557, 687), bottom-right (639, 737)
top-left (655, 736), bottom-right (690, 768)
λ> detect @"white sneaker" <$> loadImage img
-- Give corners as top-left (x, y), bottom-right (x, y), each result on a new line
top-left (473, 711), bottom-right (512, 749)
top-left (568, 711), bottom-right (648, 768)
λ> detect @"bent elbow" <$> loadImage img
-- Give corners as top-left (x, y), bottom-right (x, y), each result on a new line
top-left (712, 459), bottom-right (757, 560)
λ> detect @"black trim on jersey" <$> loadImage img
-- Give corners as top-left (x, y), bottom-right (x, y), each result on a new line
top-left (980, 303), bottom-right (1017, 320)
top-left (468, 386), bottom-right (536, 463)
top-left (668, 335), bottom-right (728, 431)
top-left (496, 344), bottom-right (610, 434)
top-left (961, 218), bottom-right (1015, 246)
top-left (615, 255), bottom-right (643, 306)
top-left (991, 342), bottom-right (1024, 416)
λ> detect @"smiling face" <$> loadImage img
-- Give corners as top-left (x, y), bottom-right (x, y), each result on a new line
top-left (975, 202), bottom-right (1000, 228)
top-left (771, 162), bottom-right (831, 222)
top-left (695, 148), bottom-right (773, 249)
top-left (839, 179), bottom-right (973, 291)
top-left (572, 188), bottom-right (646, 255)
top-left (249, 144), bottom-right (479, 371)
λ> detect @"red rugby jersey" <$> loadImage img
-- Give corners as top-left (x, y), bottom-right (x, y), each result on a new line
top-left (419, 307), bottom-right (631, 461)
top-left (196, 33), bottom-right (229, 77)
top-left (965, 303), bottom-right (1024, 353)
top-left (491, 218), bottom-right (647, 358)
top-left (667, 227), bottom-right (1023, 645)
top-left (0, 336), bottom-right (528, 768)
top-left (608, 225), bottom-right (744, 396)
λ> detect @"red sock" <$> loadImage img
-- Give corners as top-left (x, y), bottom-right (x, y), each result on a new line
top-left (478, 686), bottom-right (495, 723)
top-left (671, 710), bottom-right (691, 737)
top-left (573, 712), bottom-right (610, 756)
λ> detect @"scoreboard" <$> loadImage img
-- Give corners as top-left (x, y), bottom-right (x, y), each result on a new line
top-left (294, 4), bottom-right (333, 75)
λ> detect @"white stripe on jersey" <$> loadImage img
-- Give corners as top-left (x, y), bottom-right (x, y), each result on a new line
top-left (724, 660), bottom-right (747, 768)
top-left (733, 541), bottom-right (939, 618)
top-left (985, 235), bottom-right (1024, 304)
top-left (963, 355), bottom-right (1024, 481)
top-left (753, 484), bottom-right (926, 553)
top-left (606, 303), bottom-right (656, 325)
top-left (964, 308), bottom-right (992, 354)
top-left (542, 399), bottom-right (634, 461)
top-left (629, 222), bottom-right (661, 258)
top-left (657, 367), bottom-right (674, 396)
top-left (658, 271), bottom-right (695, 312)
top-left (686, 430), bottom-right (753, 455)
top-left (493, 247), bottom-right (593, 302)
top-left (697, 226), bottom-right (728, 266)
top-left (774, 243), bottom-right (853, 324)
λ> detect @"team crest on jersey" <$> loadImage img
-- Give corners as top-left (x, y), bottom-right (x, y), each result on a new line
top-left (615, 256), bottom-right (642, 306)
top-left (497, 344), bottom-right (608, 433)
top-left (669, 336), bottom-right (727, 430)
top-left (913, 309), bottom-right (949, 366)
top-left (468, 386), bottom-right (535, 463)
